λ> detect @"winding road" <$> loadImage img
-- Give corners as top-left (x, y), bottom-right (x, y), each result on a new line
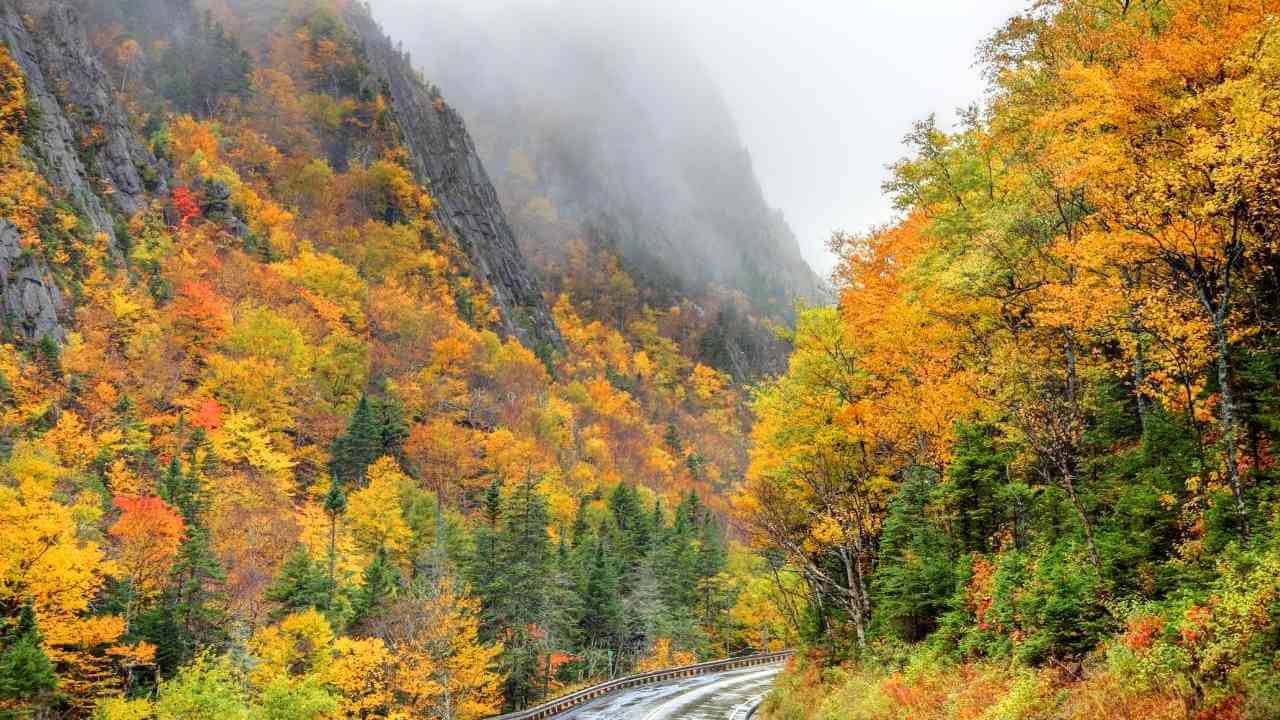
top-left (555, 663), bottom-right (782, 720)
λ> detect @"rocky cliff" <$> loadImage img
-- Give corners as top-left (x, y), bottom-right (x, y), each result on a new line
top-left (344, 3), bottom-right (561, 352)
top-left (0, 0), bottom-right (169, 341)
top-left (1, 0), bottom-right (559, 352)
top-left (1, 1), bottom-right (165, 245)
top-left (369, 0), bottom-right (826, 321)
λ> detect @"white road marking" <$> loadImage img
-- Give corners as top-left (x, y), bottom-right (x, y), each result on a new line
top-left (639, 668), bottom-right (779, 720)
top-left (727, 691), bottom-right (766, 720)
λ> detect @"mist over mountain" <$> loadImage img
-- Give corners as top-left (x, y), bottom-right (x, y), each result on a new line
top-left (368, 0), bottom-right (827, 322)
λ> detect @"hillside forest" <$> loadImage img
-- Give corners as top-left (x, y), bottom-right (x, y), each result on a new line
top-left (0, 0), bottom-right (795, 718)
top-left (746, 1), bottom-right (1280, 719)
top-left (5, 0), bottom-right (1280, 720)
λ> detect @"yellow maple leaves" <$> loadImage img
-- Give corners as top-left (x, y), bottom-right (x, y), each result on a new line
top-left (0, 441), bottom-right (145, 710)
top-left (0, 46), bottom-right (49, 249)
top-left (244, 582), bottom-right (502, 720)
top-left (347, 457), bottom-right (414, 558)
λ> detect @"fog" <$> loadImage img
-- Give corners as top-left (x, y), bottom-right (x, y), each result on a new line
top-left (367, 0), bottom-right (1027, 279)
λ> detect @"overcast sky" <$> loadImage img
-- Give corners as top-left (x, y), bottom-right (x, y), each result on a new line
top-left (371, 0), bottom-right (1029, 278)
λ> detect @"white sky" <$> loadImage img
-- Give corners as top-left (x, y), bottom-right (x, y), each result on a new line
top-left (372, 0), bottom-right (1030, 279)
top-left (676, 0), bottom-right (1029, 277)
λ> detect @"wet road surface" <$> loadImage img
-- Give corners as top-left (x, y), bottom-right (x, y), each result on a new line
top-left (558, 664), bottom-right (782, 720)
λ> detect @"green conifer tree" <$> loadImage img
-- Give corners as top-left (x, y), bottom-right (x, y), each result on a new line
top-left (264, 548), bottom-right (331, 623)
top-left (351, 546), bottom-right (400, 629)
top-left (0, 603), bottom-right (58, 712)
top-left (323, 473), bottom-right (347, 613)
top-left (578, 539), bottom-right (622, 651)
top-left (330, 395), bottom-right (380, 485)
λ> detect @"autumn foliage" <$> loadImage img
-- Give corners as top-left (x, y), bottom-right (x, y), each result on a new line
top-left (1, 1), bottom-right (788, 718)
top-left (746, 1), bottom-right (1280, 718)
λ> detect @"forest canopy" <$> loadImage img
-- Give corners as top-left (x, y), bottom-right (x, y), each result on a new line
top-left (744, 1), bottom-right (1280, 718)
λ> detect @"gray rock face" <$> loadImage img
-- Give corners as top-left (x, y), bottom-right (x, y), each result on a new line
top-left (343, 5), bottom-right (562, 352)
top-left (0, 1), bottom-right (167, 244)
top-left (33, 2), bottom-right (166, 220)
top-left (0, 2), bottom-right (115, 242)
top-left (377, 2), bottom-right (828, 319)
top-left (0, 222), bottom-right (65, 343)
top-left (0, 0), bottom-right (172, 344)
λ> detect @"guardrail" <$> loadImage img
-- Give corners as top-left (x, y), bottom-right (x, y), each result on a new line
top-left (488, 650), bottom-right (793, 720)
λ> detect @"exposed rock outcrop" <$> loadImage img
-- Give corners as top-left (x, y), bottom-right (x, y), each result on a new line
top-left (1, 1), bottom-right (166, 249)
top-left (1, 0), bottom-right (556, 352)
top-left (0, 0), bottom-right (173, 343)
top-left (30, 2), bottom-right (166, 221)
top-left (373, 2), bottom-right (827, 318)
top-left (0, 222), bottom-right (64, 343)
top-left (343, 4), bottom-right (562, 352)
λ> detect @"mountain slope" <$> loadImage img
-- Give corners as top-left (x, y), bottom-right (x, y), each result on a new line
top-left (342, 3), bottom-right (561, 352)
top-left (370, 1), bottom-right (825, 369)
top-left (0, 1), bottom-right (788, 717)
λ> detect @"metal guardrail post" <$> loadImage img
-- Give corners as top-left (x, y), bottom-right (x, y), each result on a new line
top-left (486, 650), bottom-right (793, 720)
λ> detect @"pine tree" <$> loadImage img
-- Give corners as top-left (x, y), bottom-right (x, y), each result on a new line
top-left (577, 538), bottom-right (622, 651)
top-left (330, 394), bottom-right (380, 485)
top-left (352, 546), bottom-right (400, 629)
top-left (323, 472), bottom-right (347, 613)
top-left (263, 548), bottom-right (331, 622)
top-left (162, 456), bottom-right (227, 663)
top-left (0, 603), bottom-right (57, 711)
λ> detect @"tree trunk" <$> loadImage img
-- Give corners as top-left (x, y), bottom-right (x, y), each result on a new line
top-left (840, 548), bottom-right (867, 651)
top-left (1129, 317), bottom-right (1150, 436)
top-left (1060, 458), bottom-right (1101, 572)
top-left (1211, 313), bottom-right (1249, 537)
top-left (327, 515), bottom-right (338, 610)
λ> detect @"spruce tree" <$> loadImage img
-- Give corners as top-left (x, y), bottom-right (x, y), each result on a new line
top-left (164, 456), bottom-right (227, 662)
top-left (694, 514), bottom-right (728, 637)
top-left (0, 370), bottom-right (13, 406)
top-left (371, 397), bottom-right (409, 462)
top-left (622, 555), bottom-right (667, 659)
top-left (607, 485), bottom-right (650, 592)
top-left (542, 532), bottom-right (581, 682)
top-left (468, 478), bottom-right (504, 632)
top-left (264, 548), bottom-right (331, 623)
top-left (351, 546), bottom-right (400, 629)
top-left (578, 539), bottom-right (622, 651)
top-left (658, 493), bottom-right (700, 610)
top-left (33, 335), bottom-right (62, 379)
top-left (160, 456), bottom-right (184, 507)
top-left (330, 395), bottom-right (380, 484)
top-left (873, 474), bottom-right (958, 642)
top-left (0, 603), bottom-right (57, 711)
top-left (323, 473), bottom-right (347, 612)
top-left (570, 496), bottom-right (590, 549)
top-left (494, 472), bottom-right (553, 707)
